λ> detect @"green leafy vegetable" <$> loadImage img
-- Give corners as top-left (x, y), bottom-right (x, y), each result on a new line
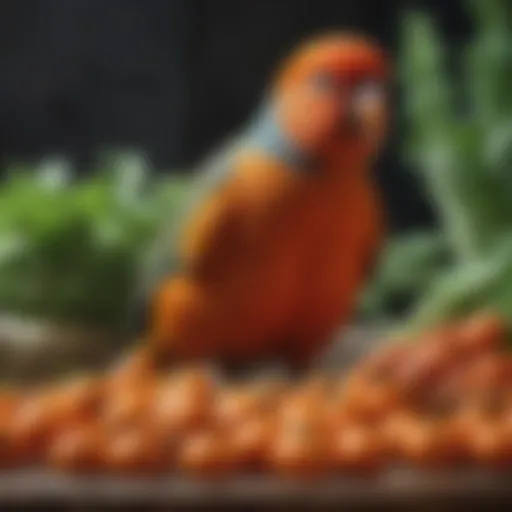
top-left (361, 0), bottom-right (512, 333)
top-left (0, 152), bottom-right (192, 329)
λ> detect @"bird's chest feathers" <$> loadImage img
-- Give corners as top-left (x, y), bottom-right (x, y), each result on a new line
top-left (294, 172), bottom-right (374, 310)
top-left (310, 173), bottom-right (370, 246)
top-left (241, 101), bottom-right (373, 279)
top-left (214, 102), bottom-right (375, 328)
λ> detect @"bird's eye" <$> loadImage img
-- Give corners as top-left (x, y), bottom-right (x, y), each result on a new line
top-left (310, 73), bottom-right (338, 91)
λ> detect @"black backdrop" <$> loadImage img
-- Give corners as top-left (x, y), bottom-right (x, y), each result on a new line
top-left (0, 0), bottom-right (471, 230)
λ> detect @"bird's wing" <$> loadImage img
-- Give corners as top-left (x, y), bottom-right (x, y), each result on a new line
top-left (127, 133), bottom-right (245, 335)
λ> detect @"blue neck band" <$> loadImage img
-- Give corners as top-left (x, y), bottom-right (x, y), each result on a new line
top-left (246, 99), bottom-right (315, 171)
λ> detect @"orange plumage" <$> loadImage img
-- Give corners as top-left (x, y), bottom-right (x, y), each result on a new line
top-left (134, 33), bottom-right (390, 372)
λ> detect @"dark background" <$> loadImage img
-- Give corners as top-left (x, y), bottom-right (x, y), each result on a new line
top-left (0, 0), bottom-right (470, 230)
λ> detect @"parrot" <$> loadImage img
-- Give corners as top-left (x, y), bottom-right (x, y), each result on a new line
top-left (123, 32), bottom-right (390, 378)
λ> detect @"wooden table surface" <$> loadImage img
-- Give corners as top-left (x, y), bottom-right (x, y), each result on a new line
top-left (0, 468), bottom-right (511, 509)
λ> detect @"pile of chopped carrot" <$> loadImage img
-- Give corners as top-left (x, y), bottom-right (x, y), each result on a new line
top-left (0, 312), bottom-right (510, 478)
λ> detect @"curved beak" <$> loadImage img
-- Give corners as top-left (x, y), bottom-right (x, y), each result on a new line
top-left (348, 82), bottom-right (388, 149)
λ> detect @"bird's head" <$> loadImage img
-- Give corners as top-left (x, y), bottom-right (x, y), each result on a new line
top-left (271, 33), bottom-right (390, 164)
